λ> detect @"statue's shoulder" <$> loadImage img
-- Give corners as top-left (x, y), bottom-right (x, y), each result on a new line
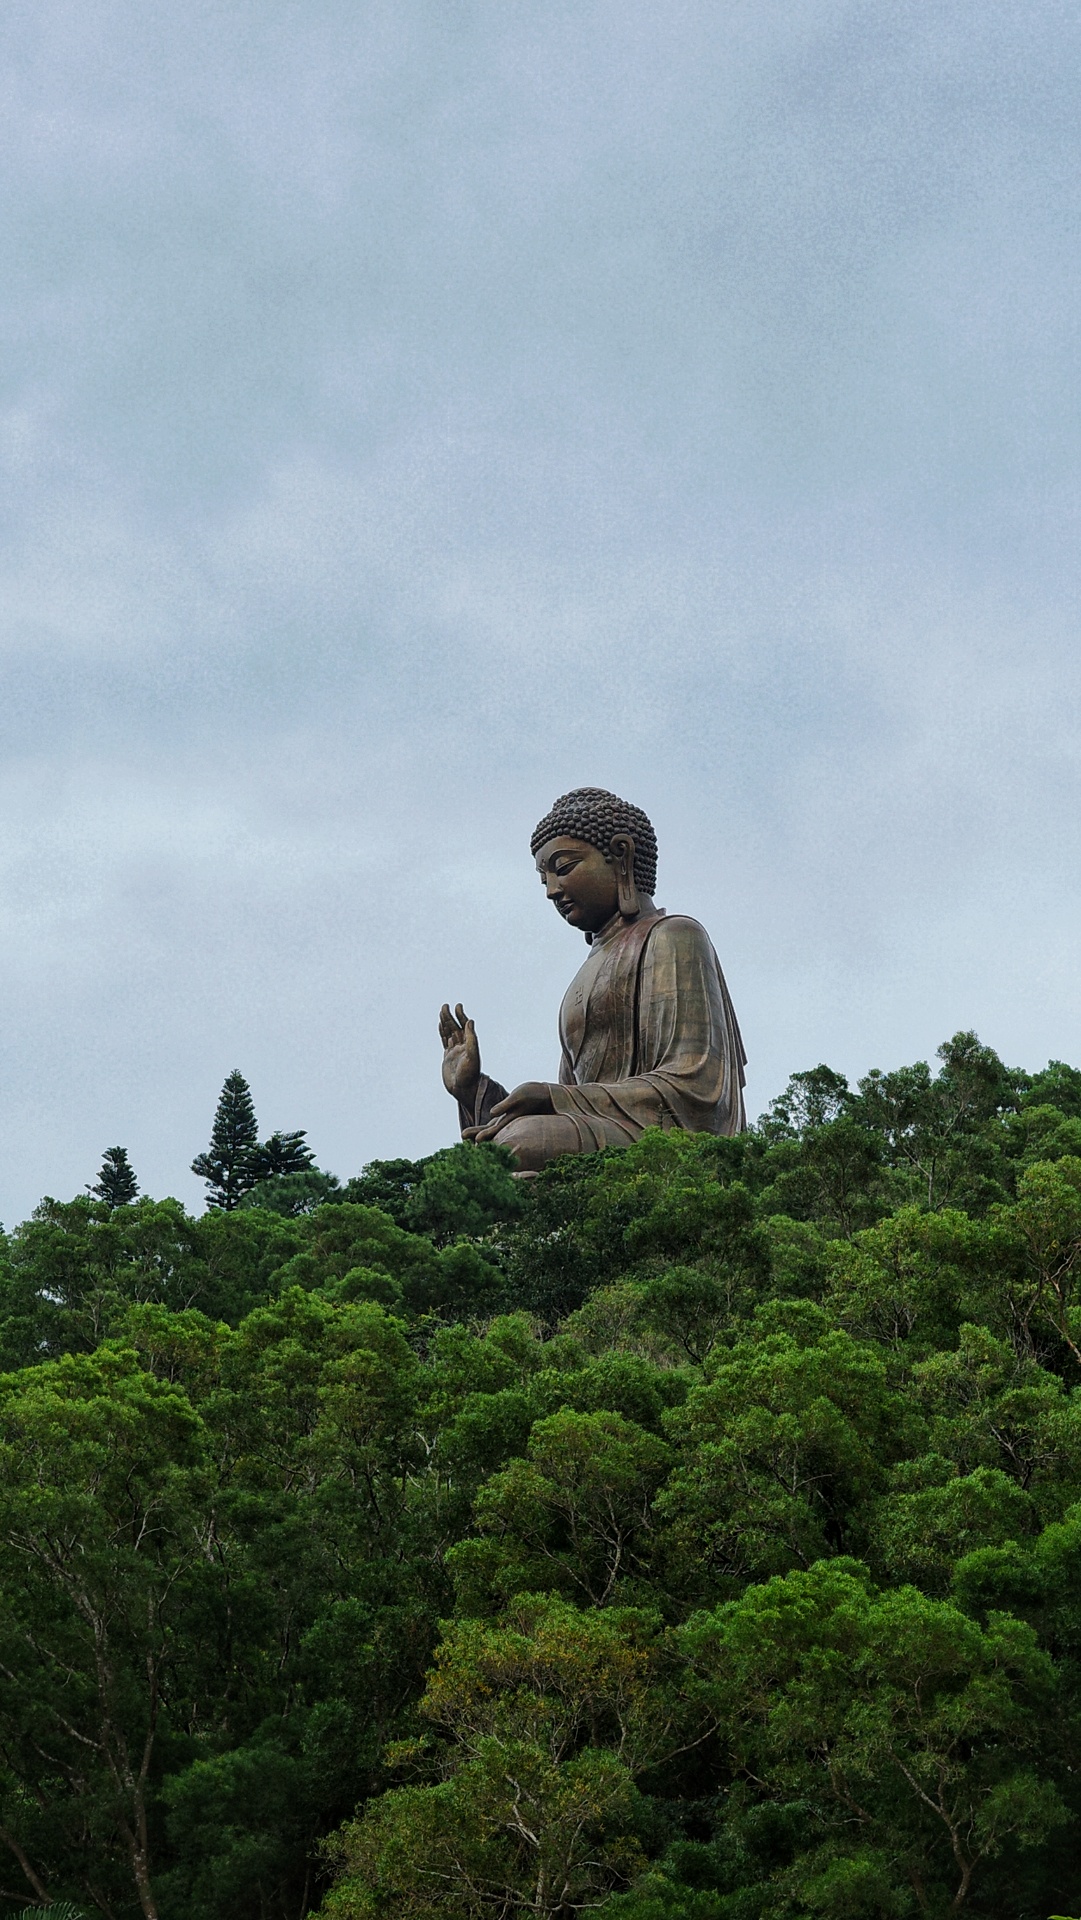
top-left (646, 911), bottom-right (712, 943)
top-left (641, 912), bottom-right (719, 959)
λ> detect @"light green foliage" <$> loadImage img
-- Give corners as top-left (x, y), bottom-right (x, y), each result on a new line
top-left (871, 1463), bottom-right (1037, 1593)
top-left (323, 1597), bottom-right (667, 1920)
top-left (680, 1560), bottom-right (1065, 1912)
top-left (11, 1908), bottom-right (88, 1920)
top-left (909, 1323), bottom-right (1081, 1510)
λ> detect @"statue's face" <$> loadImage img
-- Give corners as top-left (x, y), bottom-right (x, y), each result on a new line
top-left (535, 835), bottom-right (620, 933)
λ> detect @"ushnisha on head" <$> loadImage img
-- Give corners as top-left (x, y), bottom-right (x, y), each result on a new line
top-left (531, 786), bottom-right (658, 938)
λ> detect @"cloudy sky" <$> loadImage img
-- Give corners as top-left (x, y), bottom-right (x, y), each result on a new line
top-left (1, 0), bottom-right (1079, 1221)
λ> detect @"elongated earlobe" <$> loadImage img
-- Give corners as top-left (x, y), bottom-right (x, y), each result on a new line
top-left (610, 834), bottom-right (640, 919)
top-left (617, 870), bottom-right (640, 917)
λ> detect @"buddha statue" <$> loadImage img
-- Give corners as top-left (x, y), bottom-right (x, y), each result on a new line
top-left (438, 787), bottom-right (746, 1172)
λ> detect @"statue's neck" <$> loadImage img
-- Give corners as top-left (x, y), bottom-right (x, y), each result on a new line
top-left (585, 897), bottom-right (659, 946)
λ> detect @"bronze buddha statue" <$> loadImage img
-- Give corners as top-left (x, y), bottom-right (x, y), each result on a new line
top-left (439, 787), bottom-right (745, 1171)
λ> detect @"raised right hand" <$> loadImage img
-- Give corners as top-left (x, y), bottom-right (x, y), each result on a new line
top-left (439, 1002), bottom-right (481, 1102)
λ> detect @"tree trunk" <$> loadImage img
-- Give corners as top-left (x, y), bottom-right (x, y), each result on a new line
top-left (128, 1827), bottom-right (160, 1920)
top-left (0, 1824), bottom-right (50, 1901)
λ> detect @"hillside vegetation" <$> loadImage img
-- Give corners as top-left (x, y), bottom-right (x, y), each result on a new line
top-left (0, 1033), bottom-right (1080, 1920)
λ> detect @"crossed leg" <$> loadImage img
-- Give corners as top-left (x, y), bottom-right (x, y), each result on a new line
top-left (487, 1113), bottom-right (590, 1172)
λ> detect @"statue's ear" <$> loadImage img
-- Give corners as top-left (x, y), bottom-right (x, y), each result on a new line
top-left (609, 833), bottom-right (640, 919)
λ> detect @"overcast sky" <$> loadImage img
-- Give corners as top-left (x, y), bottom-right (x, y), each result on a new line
top-left (1, 0), bottom-right (1079, 1222)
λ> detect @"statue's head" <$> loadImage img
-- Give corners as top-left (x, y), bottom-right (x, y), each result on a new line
top-left (530, 787), bottom-right (657, 936)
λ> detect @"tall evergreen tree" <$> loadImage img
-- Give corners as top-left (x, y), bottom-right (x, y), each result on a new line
top-left (246, 1129), bottom-right (316, 1180)
top-left (191, 1070), bottom-right (259, 1210)
top-left (88, 1146), bottom-right (139, 1208)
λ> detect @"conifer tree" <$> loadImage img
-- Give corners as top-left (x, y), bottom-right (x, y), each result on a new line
top-left (88, 1146), bottom-right (139, 1208)
top-left (246, 1128), bottom-right (316, 1180)
top-left (191, 1070), bottom-right (259, 1210)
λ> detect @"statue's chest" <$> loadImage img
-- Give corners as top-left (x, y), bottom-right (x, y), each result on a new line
top-left (560, 941), bottom-right (625, 1067)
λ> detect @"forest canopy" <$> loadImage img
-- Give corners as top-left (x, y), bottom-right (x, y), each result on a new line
top-left (0, 1032), bottom-right (1080, 1920)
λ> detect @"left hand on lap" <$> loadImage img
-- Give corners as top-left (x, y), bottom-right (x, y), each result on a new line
top-left (464, 1082), bottom-right (555, 1142)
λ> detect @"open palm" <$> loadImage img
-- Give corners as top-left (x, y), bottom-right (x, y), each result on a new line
top-left (439, 1002), bottom-right (481, 1100)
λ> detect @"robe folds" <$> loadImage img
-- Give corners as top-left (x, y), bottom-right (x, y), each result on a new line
top-left (461, 908), bottom-right (746, 1158)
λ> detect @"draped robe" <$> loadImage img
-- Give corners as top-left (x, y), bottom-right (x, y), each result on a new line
top-left (459, 907), bottom-right (746, 1162)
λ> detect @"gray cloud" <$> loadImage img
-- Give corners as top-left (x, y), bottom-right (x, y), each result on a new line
top-left (1, 0), bottom-right (1080, 1220)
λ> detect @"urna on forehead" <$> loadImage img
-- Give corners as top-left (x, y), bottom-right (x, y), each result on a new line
top-left (529, 787), bottom-right (658, 895)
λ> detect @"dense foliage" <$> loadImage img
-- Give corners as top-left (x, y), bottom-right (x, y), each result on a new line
top-left (0, 1033), bottom-right (1080, 1920)
top-left (190, 1072), bottom-right (319, 1212)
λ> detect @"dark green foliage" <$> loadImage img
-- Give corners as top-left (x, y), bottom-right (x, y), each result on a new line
top-left (340, 1157), bottom-right (426, 1224)
top-left (342, 1144), bottom-right (524, 1243)
top-left (89, 1144), bottom-right (139, 1207)
top-left (3, 1032), bottom-right (1081, 1919)
top-left (0, 1196), bottom-right (307, 1364)
top-left (401, 1143), bottom-right (525, 1244)
top-left (1022, 1059), bottom-right (1081, 1117)
top-left (246, 1128), bottom-right (317, 1180)
top-left (238, 1169), bottom-right (342, 1215)
top-left (191, 1082), bottom-right (322, 1215)
top-left (191, 1069), bottom-right (260, 1209)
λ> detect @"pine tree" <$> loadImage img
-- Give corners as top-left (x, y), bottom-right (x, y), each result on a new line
top-left (246, 1129), bottom-right (317, 1180)
top-left (88, 1146), bottom-right (139, 1208)
top-left (191, 1070), bottom-right (259, 1210)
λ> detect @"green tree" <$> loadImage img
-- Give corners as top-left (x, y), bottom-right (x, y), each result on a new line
top-left (1021, 1060), bottom-right (1081, 1117)
top-left (403, 1143), bottom-right (525, 1245)
top-left (323, 1596), bottom-right (673, 1920)
top-left (89, 1146), bottom-right (140, 1208)
top-left (906, 1323), bottom-right (1081, 1513)
top-left (635, 1265), bottom-right (739, 1366)
top-left (0, 1195), bottom-right (310, 1364)
top-left (762, 1064), bottom-right (853, 1136)
top-left (4, 1035), bottom-right (1081, 1914)
top-left (681, 1559), bottom-right (1066, 1914)
top-left (757, 1068), bottom-right (886, 1234)
top-left (238, 1169), bottom-right (342, 1216)
top-left (0, 1196), bottom-right (210, 1364)
top-left (191, 1070), bottom-right (260, 1211)
top-left (854, 1031), bottom-right (1023, 1214)
top-left (0, 1349), bottom-right (208, 1917)
top-left (340, 1158), bottom-right (425, 1223)
top-left (246, 1128), bottom-right (317, 1180)
top-left (871, 1462), bottom-right (1037, 1595)
top-left (655, 1307), bottom-right (907, 1596)
top-left (155, 1289), bottom-right (435, 1920)
top-left (824, 1205), bottom-right (984, 1355)
top-left (452, 1409), bottom-right (671, 1611)
top-left (993, 1156), bottom-right (1081, 1371)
